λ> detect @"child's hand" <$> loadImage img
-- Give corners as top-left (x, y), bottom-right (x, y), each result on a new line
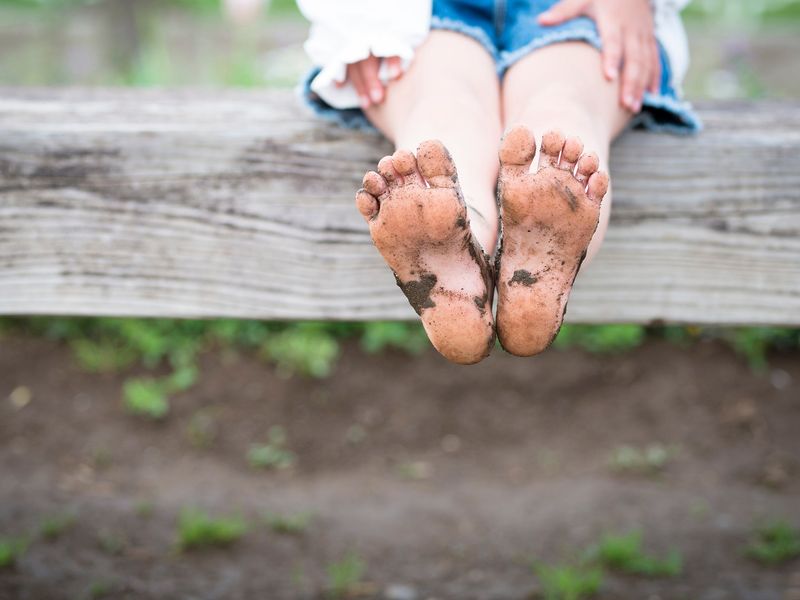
top-left (343, 55), bottom-right (403, 109)
top-left (538, 0), bottom-right (660, 112)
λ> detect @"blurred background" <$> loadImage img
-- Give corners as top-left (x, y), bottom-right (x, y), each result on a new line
top-left (1, 1), bottom-right (800, 599)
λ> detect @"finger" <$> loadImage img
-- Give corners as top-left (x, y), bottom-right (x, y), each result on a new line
top-left (538, 0), bottom-right (586, 25)
top-left (348, 65), bottom-right (370, 109)
top-left (361, 55), bottom-right (385, 105)
top-left (648, 39), bottom-right (661, 94)
top-left (620, 32), bottom-right (645, 112)
top-left (385, 56), bottom-right (403, 81)
top-left (598, 22), bottom-right (623, 82)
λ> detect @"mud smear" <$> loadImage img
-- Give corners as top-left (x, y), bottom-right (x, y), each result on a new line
top-left (564, 186), bottom-right (579, 212)
top-left (395, 273), bottom-right (437, 315)
top-left (509, 269), bottom-right (537, 286)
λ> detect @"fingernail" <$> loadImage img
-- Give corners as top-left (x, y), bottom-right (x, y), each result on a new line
top-left (360, 96), bottom-right (370, 109)
top-left (390, 65), bottom-right (401, 78)
top-left (370, 88), bottom-right (382, 103)
top-left (607, 67), bottom-right (618, 81)
top-left (623, 93), bottom-right (634, 107)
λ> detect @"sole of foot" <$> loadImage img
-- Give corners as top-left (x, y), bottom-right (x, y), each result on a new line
top-left (356, 140), bottom-right (495, 365)
top-left (495, 125), bottom-right (609, 357)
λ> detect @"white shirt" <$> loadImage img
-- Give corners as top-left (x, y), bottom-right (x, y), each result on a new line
top-left (298, 0), bottom-right (691, 109)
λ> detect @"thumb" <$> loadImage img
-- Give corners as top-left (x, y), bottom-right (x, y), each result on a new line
top-left (538, 0), bottom-right (587, 25)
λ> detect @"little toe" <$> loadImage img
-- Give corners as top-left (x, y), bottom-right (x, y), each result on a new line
top-left (392, 149), bottom-right (425, 187)
top-left (587, 170), bottom-right (610, 205)
top-left (558, 136), bottom-right (583, 172)
top-left (575, 153), bottom-right (599, 187)
top-left (378, 155), bottom-right (403, 187)
top-left (362, 170), bottom-right (388, 197)
top-left (417, 139), bottom-right (458, 188)
top-left (499, 125), bottom-right (536, 177)
top-left (355, 189), bottom-right (379, 221)
top-left (539, 129), bottom-right (565, 170)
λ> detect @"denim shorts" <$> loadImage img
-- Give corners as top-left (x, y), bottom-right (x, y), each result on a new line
top-left (300, 0), bottom-right (701, 135)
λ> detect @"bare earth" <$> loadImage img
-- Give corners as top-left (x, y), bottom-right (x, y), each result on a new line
top-left (1, 335), bottom-right (799, 600)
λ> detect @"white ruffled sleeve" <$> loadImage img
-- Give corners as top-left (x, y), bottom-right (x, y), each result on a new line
top-left (652, 0), bottom-right (692, 92)
top-left (297, 0), bottom-right (432, 109)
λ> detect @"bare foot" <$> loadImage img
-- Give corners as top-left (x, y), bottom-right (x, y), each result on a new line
top-left (356, 141), bottom-right (495, 364)
top-left (495, 126), bottom-right (609, 356)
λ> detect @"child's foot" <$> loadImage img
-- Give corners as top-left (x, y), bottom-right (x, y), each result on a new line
top-left (495, 126), bottom-right (609, 356)
top-left (356, 141), bottom-right (495, 364)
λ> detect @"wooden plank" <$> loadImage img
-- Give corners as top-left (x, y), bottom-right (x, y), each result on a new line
top-left (0, 89), bottom-right (798, 324)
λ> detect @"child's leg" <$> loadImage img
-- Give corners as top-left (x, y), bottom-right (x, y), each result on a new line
top-left (494, 42), bottom-right (631, 356)
top-left (502, 42), bottom-right (631, 263)
top-left (364, 31), bottom-right (503, 253)
top-left (356, 31), bottom-right (502, 364)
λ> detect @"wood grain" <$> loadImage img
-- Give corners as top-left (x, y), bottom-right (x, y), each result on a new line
top-left (1, 89), bottom-right (798, 324)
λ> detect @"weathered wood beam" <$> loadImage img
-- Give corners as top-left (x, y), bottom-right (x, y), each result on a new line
top-left (0, 89), bottom-right (798, 324)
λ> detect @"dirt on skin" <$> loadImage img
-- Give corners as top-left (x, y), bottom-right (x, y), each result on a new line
top-left (1, 334), bottom-right (800, 600)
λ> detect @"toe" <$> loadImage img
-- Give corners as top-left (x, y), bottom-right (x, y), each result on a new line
top-left (355, 189), bottom-right (379, 221)
top-left (417, 139), bottom-right (458, 188)
top-left (362, 170), bottom-right (388, 197)
top-left (575, 152), bottom-right (599, 186)
top-left (378, 155), bottom-right (403, 187)
top-left (586, 170), bottom-right (610, 205)
top-left (559, 136), bottom-right (583, 172)
top-left (499, 125), bottom-right (536, 177)
top-left (539, 129), bottom-right (565, 170)
top-left (392, 149), bottom-right (425, 187)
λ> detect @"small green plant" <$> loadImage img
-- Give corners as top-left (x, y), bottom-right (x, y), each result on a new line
top-left (327, 553), bottom-right (366, 598)
top-left (84, 578), bottom-right (115, 599)
top-left (608, 444), bottom-right (673, 475)
top-left (135, 500), bottom-right (154, 519)
top-left (359, 321), bottom-right (429, 355)
top-left (39, 511), bottom-right (77, 540)
top-left (746, 520), bottom-right (800, 565)
top-left (71, 338), bottom-right (137, 373)
top-left (588, 531), bottom-right (682, 577)
top-left (247, 426), bottom-right (296, 470)
top-left (261, 323), bottom-right (339, 378)
top-left (122, 377), bottom-right (170, 419)
top-left (97, 529), bottom-right (127, 556)
top-left (186, 409), bottom-right (218, 448)
top-left (533, 563), bottom-right (603, 600)
top-left (263, 511), bottom-right (313, 535)
top-left (0, 536), bottom-right (28, 569)
top-left (177, 508), bottom-right (247, 551)
top-left (123, 364), bottom-right (197, 420)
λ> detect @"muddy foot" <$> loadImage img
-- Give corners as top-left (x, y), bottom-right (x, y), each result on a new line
top-left (495, 126), bottom-right (609, 356)
top-left (356, 141), bottom-right (495, 364)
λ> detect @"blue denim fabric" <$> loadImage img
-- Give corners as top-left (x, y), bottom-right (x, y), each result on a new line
top-left (301, 0), bottom-right (701, 135)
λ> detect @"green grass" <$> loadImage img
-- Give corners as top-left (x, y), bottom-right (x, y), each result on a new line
top-left (0, 536), bottom-right (28, 569)
top-left (533, 563), bottom-right (603, 600)
top-left (588, 531), bottom-right (682, 577)
top-left (746, 520), bottom-right (800, 565)
top-left (326, 553), bottom-right (366, 598)
top-left (553, 324), bottom-right (646, 354)
top-left (262, 511), bottom-right (313, 535)
top-left (177, 508), bottom-right (247, 550)
top-left (39, 511), bottom-right (77, 540)
top-left (247, 426), bottom-right (296, 470)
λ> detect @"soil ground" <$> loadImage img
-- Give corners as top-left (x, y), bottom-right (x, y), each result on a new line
top-left (1, 335), bottom-right (799, 600)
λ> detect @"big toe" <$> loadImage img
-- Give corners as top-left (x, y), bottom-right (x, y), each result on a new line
top-left (417, 140), bottom-right (458, 188)
top-left (499, 125), bottom-right (536, 175)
